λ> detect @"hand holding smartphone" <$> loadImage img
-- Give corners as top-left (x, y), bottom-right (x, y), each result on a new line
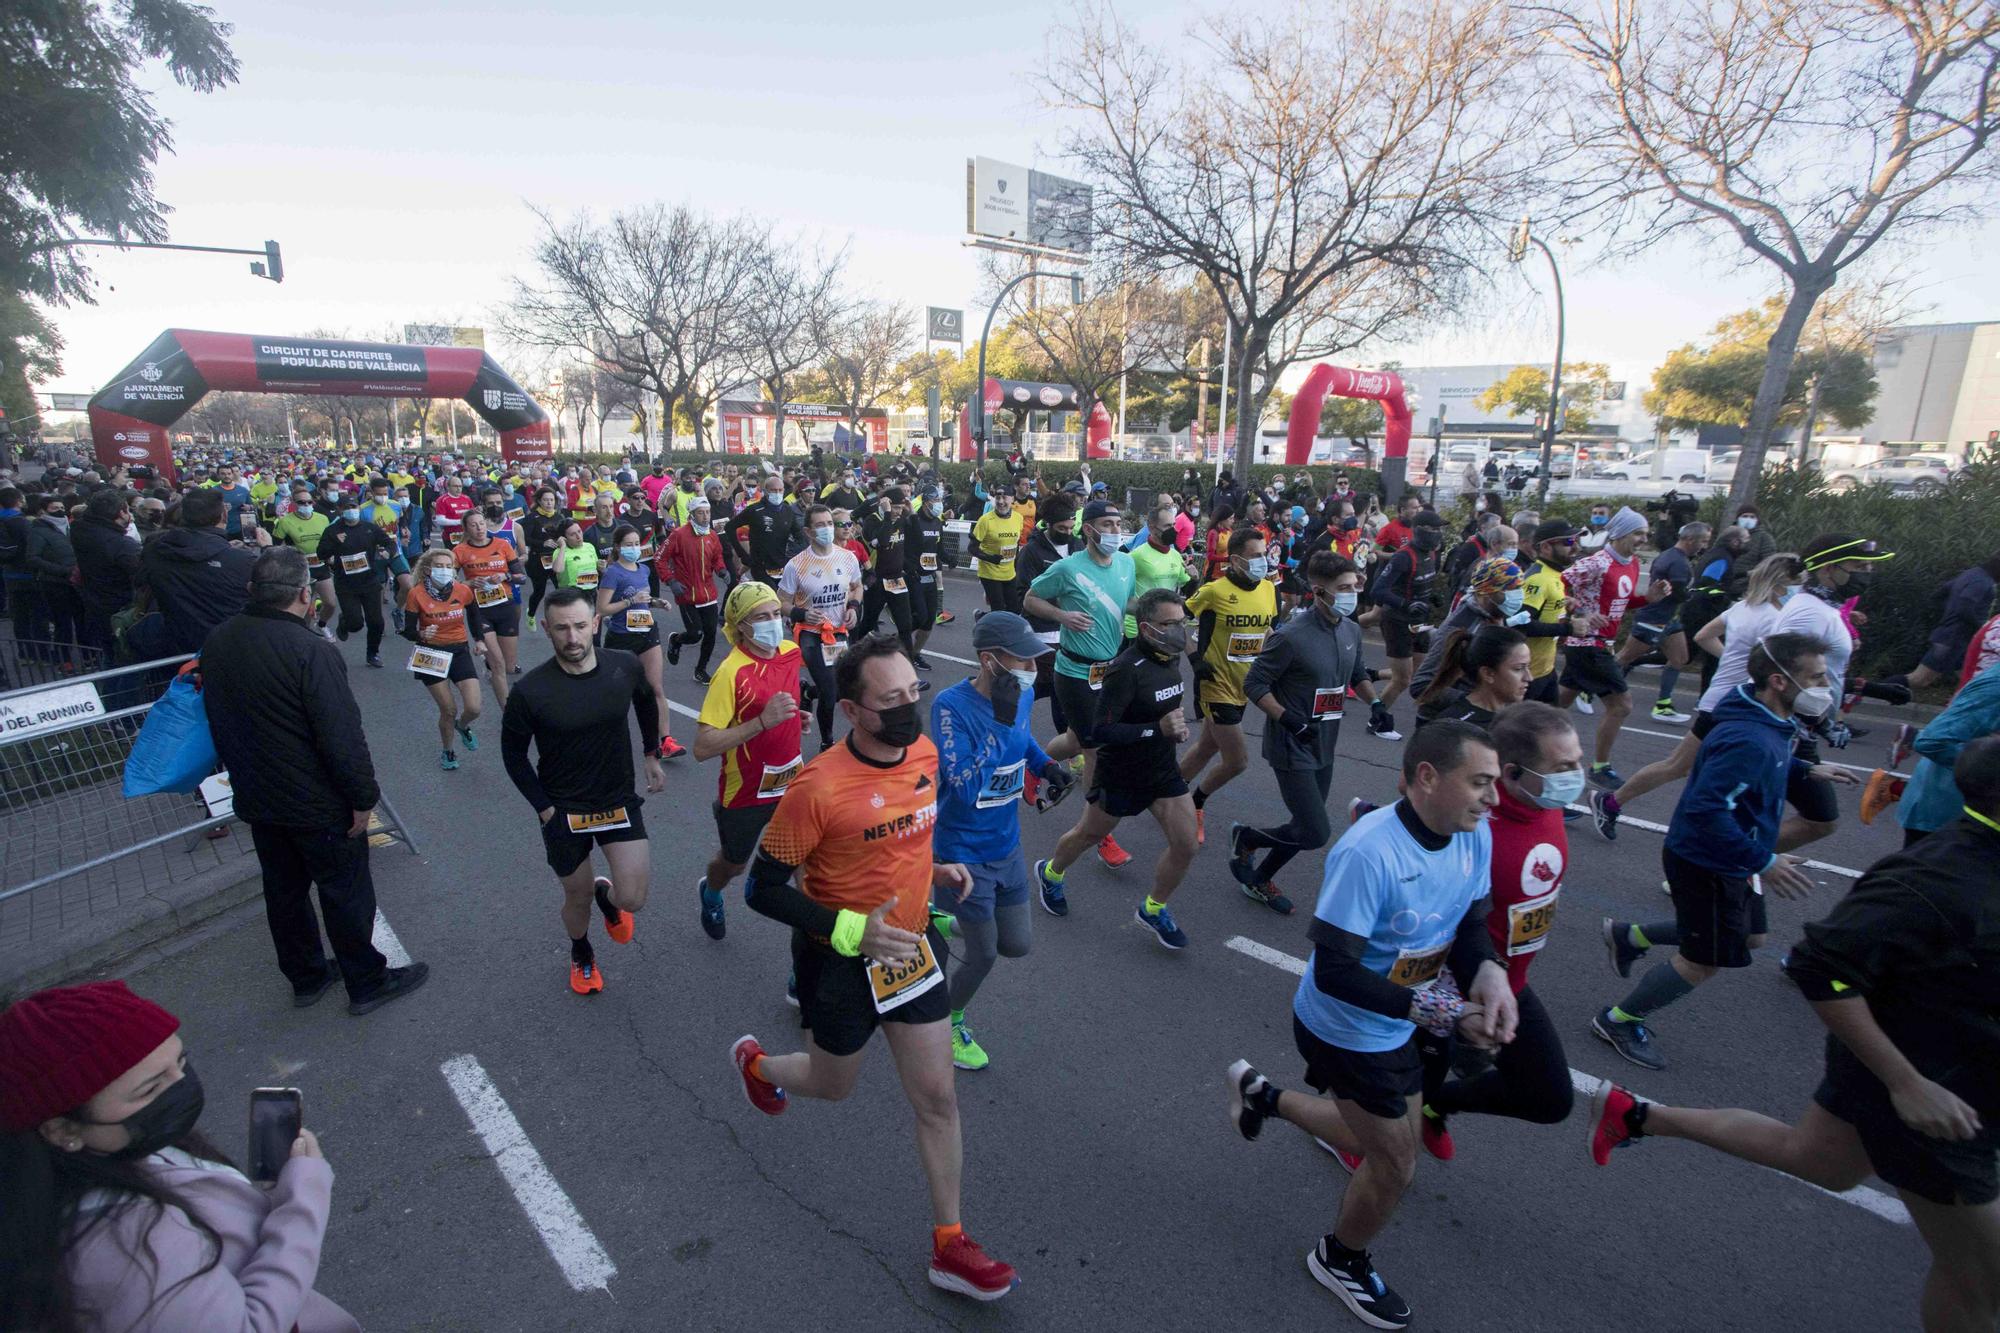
top-left (248, 1087), bottom-right (303, 1184)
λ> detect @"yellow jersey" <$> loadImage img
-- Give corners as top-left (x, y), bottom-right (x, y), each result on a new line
top-left (1520, 561), bottom-right (1567, 680)
top-left (1186, 574), bottom-right (1278, 706)
top-left (971, 511), bottom-right (1025, 581)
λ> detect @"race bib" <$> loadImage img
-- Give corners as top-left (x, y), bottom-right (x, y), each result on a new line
top-left (1506, 891), bottom-right (1560, 957)
top-left (474, 580), bottom-right (509, 608)
top-left (919, 552), bottom-right (938, 572)
top-left (339, 552), bottom-right (370, 575)
top-left (540, 554), bottom-right (554, 570)
top-left (822, 635), bottom-right (848, 665)
top-left (1087, 661), bottom-right (1108, 691)
top-left (575, 571), bottom-right (599, 590)
top-left (407, 647), bottom-right (451, 678)
top-left (867, 934), bottom-right (943, 1014)
top-left (757, 755), bottom-right (803, 801)
top-left (883, 577), bottom-right (907, 594)
top-left (1226, 631), bottom-right (1265, 663)
top-left (1385, 944), bottom-right (1448, 989)
top-left (624, 608), bottom-right (654, 630)
top-left (1311, 687), bottom-right (1345, 719)
top-left (976, 759), bottom-right (1026, 810)
top-left (1037, 628), bottom-right (1061, 647)
top-left (566, 807), bottom-right (631, 834)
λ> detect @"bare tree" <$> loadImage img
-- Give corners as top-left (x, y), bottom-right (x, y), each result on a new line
top-left (737, 228), bottom-right (846, 459)
top-left (1536, 0), bottom-right (2000, 502)
top-left (1048, 0), bottom-right (1549, 474)
top-left (822, 299), bottom-right (918, 448)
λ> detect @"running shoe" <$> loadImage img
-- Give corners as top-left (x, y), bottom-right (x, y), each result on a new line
top-left (1348, 797), bottom-right (1379, 825)
top-left (1888, 722), bottom-right (1917, 770)
top-left (1226, 822), bottom-right (1258, 887)
top-left (597, 877), bottom-right (634, 944)
top-left (1420, 1106), bottom-right (1454, 1162)
top-left (928, 1232), bottom-right (1017, 1302)
top-left (784, 971), bottom-right (799, 1008)
top-left (951, 1022), bottom-right (989, 1071)
top-left (1307, 1236), bottom-right (1410, 1330)
top-left (1317, 1137), bottom-right (1365, 1172)
top-left (666, 636), bottom-right (683, 667)
top-left (1589, 763), bottom-right (1623, 789)
top-left (918, 679), bottom-right (932, 693)
top-left (693, 668), bottom-right (712, 685)
top-left (729, 1034), bottom-right (787, 1116)
top-left (291, 971), bottom-right (338, 1008)
top-left (1227, 1058), bottom-right (1274, 1140)
top-left (440, 749), bottom-right (458, 771)
top-left (526, 614), bottom-right (535, 630)
top-left (1651, 701), bottom-right (1692, 724)
top-left (320, 625), bottom-right (337, 642)
top-left (1601, 918), bottom-right (1646, 977)
top-left (1195, 808), bottom-right (1206, 846)
top-left (1574, 693), bottom-right (1595, 715)
top-left (912, 653), bottom-right (933, 671)
top-left (1592, 1007), bottom-right (1666, 1071)
top-left (936, 610), bottom-right (954, 624)
top-left (569, 957), bottom-right (603, 994)
top-left (1034, 859), bottom-right (1069, 917)
top-left (658, 734), bottom-right (686, 760)
top-left (457, 723), bottom-right (478, 751)
top-left (1135, 901), bottom-right (1188, 949)
top-left (366, 654), bottom-right (383, 668)
top-left (1859, 769), bottom-right (1905, 825)
top-left (973, 608), bottom-right (988, 623)
top-left (698, 878), bottom-right (726, 941)
top-left (1097, 835), bottom-right (1132, 868)
top-left (1587, 1079), bottom-right (1643, 1166)
top-left (347, 962), bottom-right (430, 1015)
top-left (1367, 710), bottom-right (1401, 741)
top-left (1241, 881), bottom-right (1295, 915)
top-left (1588, 787), bottom-right (1621, 840)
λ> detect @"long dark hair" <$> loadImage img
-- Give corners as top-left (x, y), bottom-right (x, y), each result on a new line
top-left (0, 1123), bottom-right (230, 1332)
top-left (1419, 626), bottom-right (1528, 706)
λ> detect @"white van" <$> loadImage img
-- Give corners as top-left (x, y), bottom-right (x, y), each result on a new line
top-left (1599, 448), bottom-right (1711, 483)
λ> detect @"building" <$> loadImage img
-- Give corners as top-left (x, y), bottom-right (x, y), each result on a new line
top-left (1860, 321), bottom-right (2000, 457)
top-left (1390, 362), bottom-right (1655, 442)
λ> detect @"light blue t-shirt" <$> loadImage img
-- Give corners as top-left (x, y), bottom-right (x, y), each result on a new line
top-left (1293, 803), bottom-right (1492, 1053)
top-left (1028, 549), bottom-right (1136, 678)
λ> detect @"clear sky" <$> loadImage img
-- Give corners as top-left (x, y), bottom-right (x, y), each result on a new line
top-left (37, 0), bottom-right (2000, 429)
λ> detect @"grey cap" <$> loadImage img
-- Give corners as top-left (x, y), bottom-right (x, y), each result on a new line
top-left (971, 611), bottom-right (1050, 659)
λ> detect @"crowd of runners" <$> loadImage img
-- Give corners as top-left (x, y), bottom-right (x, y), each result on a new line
top-left (1, 439), bottom-right (1996, 1331)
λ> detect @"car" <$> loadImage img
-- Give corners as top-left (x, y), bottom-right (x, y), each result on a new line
top-left (1823, 453), bottom-right (1954, 493)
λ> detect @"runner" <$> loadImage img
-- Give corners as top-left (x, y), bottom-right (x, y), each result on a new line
top-left (451, 507), bottom-right (527, 680)
top-left (316, 502), bottom-right (397, 669)
top-left (970, 487), bottom-right (1023, 616)
top-left (1023, 498), bottom-right (1139, 869)
top-left (520, 487), bottom-right (567, 626)
top-left (1517, 519), bottom-right (1589, 702)
top-left (432, 474), bottom-right (474, 546)
top-left (1032, 588), bottom-right (1197, 946)
top-left (1409, 555), bottom-right (1528, 699)
top-left (662, 493), bottom-right (726, 682)
top-left (596, 524), bottom-right (687, 761)
top-left (1224, 721), bottom-right (1516, 1330)
top-left (931, 613), bottom-right (1072, 1068)
top-left (1230, 552), bottom-right (1378, 912)
top-left (1366, 508), bottom-right (1448, 741)
top-left (729, 635), bottom-right (1019, 1303)
top-left (692, 581), bottom-right (804, 941)
top-left (272, 483), bottom-right (334, 639)
top-left (1413, 626), bottom-right (1532, 728)
top-left (552, 521), bottom-right (600, 593)
top-left (401, 551), bottom-right (493, 771)
top-left (360, 476), bottom-right (412, 623)
top-left (1557, 505), bottom-right (1656, 786)
top-left (733, 479), bottom-right (805, 584)
top-left (1588, 735), bottom-right (2000, 1333)
top-left (779, 504), bottom-right (865, 751)
top-left (1592, 633), bottom-right (1843, 1072)
top-left (1620, 521), bottom-right (1709, 724)
top-left (1180, 527), bottom-right (1278, 846)
top-left (857, 485), bottom-right (919, 664)
top-left (908, 485), bottom-right (953, 666)
top-left (499, 588), bottom-right (666, 995)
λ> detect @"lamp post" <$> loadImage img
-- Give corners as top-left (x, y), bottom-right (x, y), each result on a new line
top-left (1507, 218), bottom-right (1565, 506)
top-left (973, 268), bottom-right (1082, 467)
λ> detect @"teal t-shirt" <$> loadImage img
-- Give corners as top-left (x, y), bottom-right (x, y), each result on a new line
top-left (1030, 549), bottom-right (1137, 677)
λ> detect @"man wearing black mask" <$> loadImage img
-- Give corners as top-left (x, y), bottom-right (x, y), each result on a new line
top-left (1367, 508), bottom-right (1447, 740)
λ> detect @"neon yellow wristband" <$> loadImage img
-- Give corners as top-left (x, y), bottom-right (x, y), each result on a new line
top-left (831, 908), bottom-right (867, 958)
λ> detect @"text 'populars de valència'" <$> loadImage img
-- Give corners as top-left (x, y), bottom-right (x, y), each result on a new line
top-left (258, 344), bottom-right (423, 375)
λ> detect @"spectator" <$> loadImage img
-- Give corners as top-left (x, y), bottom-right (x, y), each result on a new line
top-left (0, 485), bottom-right (31, 627)
top-left (1732, 502), bottom-right (1775, 568)
top-left (0, 980), bottom-right (361, 1331)
top-left (71, 489), bottom-right (142, 659)
top-left (203, 547), bottom-right (429, 1013)
top-left (24, 494), bottom-right (81, 660)
top-left (139, 488), bottom-right (265, 655)
top-left (1208, 469), bottom-right (1246, 522)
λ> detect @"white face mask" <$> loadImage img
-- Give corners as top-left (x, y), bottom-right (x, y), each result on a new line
top-left (427, 568), bottom-right (454, 591)
top-left (1523, 765), bottom-right (1587, 809)
top-left (1739, 516), bottom-right (1758, 531)
top-left (749, 619), bottom-right (784, 651)
top-left (1775, 661), bottom-right (1834, 718)
top-left (813, 525), bottom-right (835, 547)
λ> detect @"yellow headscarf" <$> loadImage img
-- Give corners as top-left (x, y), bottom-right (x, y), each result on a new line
top-left (722, 579), bottom-right (780, 647)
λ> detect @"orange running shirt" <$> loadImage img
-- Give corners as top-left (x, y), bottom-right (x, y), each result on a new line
top-left (757, 736), bottom-right (939, 935)
top-left (698, 641), bottom-right (805, 808)
top-left (452, 537), bottom-right (518, 610)
top-left (403, 582), bottom-right (476, 646)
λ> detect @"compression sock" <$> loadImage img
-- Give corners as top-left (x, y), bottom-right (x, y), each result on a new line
top-left (1043, 861), bottom-right (1066, 882)
top-left (951, 1008), bottom-right (965, 1026)
top-left (1192, 786), bottom-right (1209, 811)
top-left (934, 1223), bottom-right (964, 1251)
top-left (570, 935), bottom-right (594, 965)
top-left (594, 880), bottom-right (622, 926)
top-left (1143, 895), bottom-right (1168, 917)
top-left (1633, 922), bottom-right (1678, 949)
top-left (1656, 667), bottom-right (1682, 704)
top-left (1612, 962), bottom-right (1696, 1022)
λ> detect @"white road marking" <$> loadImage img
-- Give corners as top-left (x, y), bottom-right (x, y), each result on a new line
top-left (440, 1054), bottom-right (618, 1290)
top-left (1617, 723), bottom-right (1897, 777)
top-left (1222, 936), bottom-right (1912, 1225)
top-left (372, 911), bottom-right (411, 967)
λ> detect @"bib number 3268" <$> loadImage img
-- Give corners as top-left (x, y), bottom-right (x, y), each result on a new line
top-left (866, 935), bottom-right (942, 1014)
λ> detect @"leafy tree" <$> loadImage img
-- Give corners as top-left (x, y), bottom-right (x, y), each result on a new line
top-left (1644, 300), bottom-right (1876, 435)
top-left (1476, 361), bottom-right (1610, 433)
top-left (0, 293), bottom-right (62, 435)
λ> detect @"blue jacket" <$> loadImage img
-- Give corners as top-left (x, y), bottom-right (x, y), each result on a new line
top-left (1664, 684), bottom-right (1808, 877)
top-left (1897, 662), bottom-right (2000, 833)
top-left (930, 679), bottom-right (1052, 864)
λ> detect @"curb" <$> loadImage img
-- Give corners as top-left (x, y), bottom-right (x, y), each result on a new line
top-left (0, 862), bottom-right (265, 993)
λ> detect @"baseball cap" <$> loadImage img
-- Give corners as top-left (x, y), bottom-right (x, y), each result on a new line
top-left (1532, 518), bottom-right (1578, 544)
top-left (971, 611), bottom-right (1050, 659)
top-left (1081, 499), bottom-right (1121, 525)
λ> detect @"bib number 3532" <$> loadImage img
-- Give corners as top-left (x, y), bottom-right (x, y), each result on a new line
top-left (866, 934), bottom-right (942, 1014)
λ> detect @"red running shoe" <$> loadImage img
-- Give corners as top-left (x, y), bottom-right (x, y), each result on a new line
top-left (1097, 835), bottom-right (1132, 868)
top-left (1195, 808), bottom-right (1206, 846)
top-left (1421, 1107), bottom-right (1455, 1161)
top-left (1588, 1080), bottom-right (1641, 1166)
top-left (730, 1035), bottom-right (787, 1116)
top-left (658, 734), bottom-right (686, 760)
top-left (1315, 1136), bottom-right (1364, 1173)
top-left (929, 1232), bottom-right (1018, 1302)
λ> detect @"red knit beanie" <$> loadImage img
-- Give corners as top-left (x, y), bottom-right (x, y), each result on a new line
top-left (0, 981), bottom-right (181, 1134)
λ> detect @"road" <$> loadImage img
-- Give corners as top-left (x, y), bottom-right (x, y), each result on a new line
top-left (115, 569), bottom-right (1929, 1332)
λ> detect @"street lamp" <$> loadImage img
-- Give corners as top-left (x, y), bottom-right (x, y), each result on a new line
top-left (1507, 217), bottom-right (1565, 505)
top-left (973, 270), bottom-right (1083, 467)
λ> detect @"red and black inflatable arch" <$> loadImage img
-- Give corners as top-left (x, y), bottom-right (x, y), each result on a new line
top-left (1285, 364), bottom-right (1412, 496)
top-left (87, 330), bottom-right (552, 482)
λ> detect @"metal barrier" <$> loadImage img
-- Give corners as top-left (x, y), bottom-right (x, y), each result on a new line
top-left (0, 655), bottom-right (419, 962)
top-left (0, 635), bottom-right (112, 693)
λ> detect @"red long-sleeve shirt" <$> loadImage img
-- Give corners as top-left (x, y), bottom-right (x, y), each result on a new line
top-left (660, 523), bottom-right (725, 606)
top-left (1486, 783), bottom-right (1569, 993)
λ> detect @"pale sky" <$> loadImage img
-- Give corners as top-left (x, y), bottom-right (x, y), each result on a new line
top-left (36, 0), bottom-right (2000, 425)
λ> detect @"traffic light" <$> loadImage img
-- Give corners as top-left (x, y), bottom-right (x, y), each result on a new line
top-left (251, 240), bottom-right (283, 283)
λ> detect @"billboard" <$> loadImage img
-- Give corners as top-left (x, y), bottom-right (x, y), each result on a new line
top-left (927, 307), bottom-right (964, 343)
top-left (403, 324), bottom-right (486, 350)
top-left (966, 157), bottom-right (1093, 255)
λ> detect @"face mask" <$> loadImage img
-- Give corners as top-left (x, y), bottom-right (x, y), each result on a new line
top-left (1413, 528), bottom-right (1442, 552)
top-left (1190, 507), bottom-right (1201, 518)
top-left (1244, 556), bottom-right (1271, 581)
top-left (1501, 588), bottom-right (1525, 615)
top-left (341, 508), bottom-right (361, 523)
top-left (1843, 568), bottom-right (1875, 594)
top-left (866, 700), bottom-right (924, 747)
top-left (813, 525), bottom-right (835, 547)
top-left (1500, 547), bottom-right (1519, 564)
top-left (1473, 501), bottom-right (1485, 513)
top-left (86, 1059), bottom-right (206, 1160)
top-left (766, 492), bottom-right (782, 505)
top-left (1146, 623), bottom-right (1189, 657)
top-left (749, 619), bottom-right (784, 652)
top-left (1774, 660), bottom-right (1834, 718)
top-left (1327, 590), bottom-right (1359, 617)
top-left (428, 568), bottom-right (455, 591)
top-left (692, 518), bottom-right (710, 533)
top-left (618, 545), bottom-right (641, 563)
top-left (1589, 514), bottom-right (1608, 527)
top-left (928, 500), bottom-right (943, 515)
top-left (1523, 766), bottom-right (1586, 810)
top-left (1095, 530), bottom-right (1122, 555)
top-left (1739, 516), bottom-right (1758, 531)
top-left (485, 506), bottom-right (504, 522)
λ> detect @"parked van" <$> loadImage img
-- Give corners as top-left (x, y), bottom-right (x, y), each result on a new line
top-left (1598, 448), bottom-right (1711, 483)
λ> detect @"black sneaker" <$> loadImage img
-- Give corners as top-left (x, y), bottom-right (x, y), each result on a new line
top-left (1307, 1237), bottom-right (1410, 1329)
top-left (693, 668), bottom-right (712, 685)
top-left (1588, 788), bottom-right (1620, 839)
top-left (912, 653), bottom-right (933, 671)
top-left (366, 654), bottom-right (383, 669)
top-left (291, 971), bottom-right (338, 1008)
top-left (1226, 1059), bottom-right (1273, 1140)
top-left (698, 877), bottom-right (726, 941)
top-left (1367, 710), bottom-right (1401, 742)
top-left (347, 962), bottom-right (431, 1016)
top-left (1601, 918), bottom-right (1646, 977)
top-left (667, 636), bottom-right (682, 667)
top-left (1591, 1007), bottom-right (1666, 1071)
top-left (1226, 823), bottom-right (1258, 887)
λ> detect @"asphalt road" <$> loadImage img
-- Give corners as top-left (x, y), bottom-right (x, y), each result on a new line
top-left (114, 570), bottom-right (1931, 1332)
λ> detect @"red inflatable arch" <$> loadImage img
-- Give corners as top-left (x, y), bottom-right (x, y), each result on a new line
top-left (1284, 364), bottom-right (1411, 467)
top-left (87, 329), bottom-right (552, 483)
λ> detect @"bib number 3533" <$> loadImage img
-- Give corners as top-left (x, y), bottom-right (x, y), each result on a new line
top-left (866, 934), bottom-right (942, 1014)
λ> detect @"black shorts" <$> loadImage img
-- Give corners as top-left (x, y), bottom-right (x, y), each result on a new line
top-left (1921, 633), bottom-right (1968, 676)
top-left (539, 800), bottom-right (648, 878)
top-left (1627, 611), bottom-right (1681, 645)
top-left (1691, 709), bottom-right (1717, 738)
top-left (792, 925), bottom-right (952, 1058)
top-left (1294, 1016), bottom-right (1422, 1121)
top-left (1087, 772), bottom-right (1189, 818)
top-left (1527, 671), bottom-right (1560, 704)
top-left (1785, 762), bottom-right (1841, 824)
top-left (480, 600), bottom-right (521, 637)
top-left (604, 627), bottom-right (660, 654)
top-left (1663, 844), bottom-right (1758, 968)
top-left (412, 641), bottom-right (478, 685)
top-left (1382, 617), bottom-right (1417, 659)
top-left (1053, 669), bottom-right (1107, 744)
top-left (1197, 697), bottom-right (1246, 725)
top-left (1814, 1034), bottom-right (1999, 1206)
top-left (1561, 644), bottom-right (1629, 697)
top-left (713, 800), bottom-right (777, 866)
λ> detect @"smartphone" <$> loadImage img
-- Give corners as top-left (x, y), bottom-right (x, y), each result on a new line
top-left (247, 1087), bottom-right (303, 1183)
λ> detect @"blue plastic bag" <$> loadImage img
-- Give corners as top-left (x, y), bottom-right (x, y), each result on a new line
top-left (122, 671), bottom-right (217, 796)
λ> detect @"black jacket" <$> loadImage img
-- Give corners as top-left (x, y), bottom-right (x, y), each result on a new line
top-left (71, 513), bottom-right (141, 616)
top-left (201, 606), bottom-right (381, 829)
top-left (24, 517), bottom-right (76, 585)
top-left (139, 526), bottom-right (258, 655)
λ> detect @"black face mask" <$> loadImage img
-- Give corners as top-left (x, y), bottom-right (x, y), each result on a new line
top-left (484, 506), bottom-right (504, 523)
top-left (85, 1060), bottom-right (205, 1160)
top-left (1844, 567), bottom-right (1875, 594)
top-left (866, 700), bottom-right (924, 748)
top-left (1412, 527), bottom-right (1443, 553)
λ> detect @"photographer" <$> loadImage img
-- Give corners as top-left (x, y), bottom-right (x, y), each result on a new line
top-left (1645, 490), bottom-right (1702, 556)
top-left (0, 981), bottom-right (356, 1332)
